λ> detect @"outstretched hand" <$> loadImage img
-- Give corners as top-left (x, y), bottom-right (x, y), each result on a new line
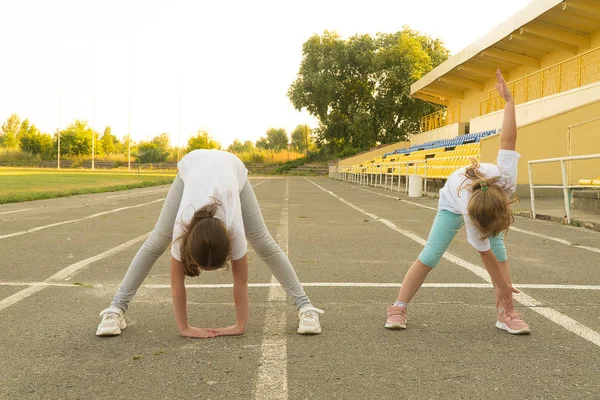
top-left (495, 284), bottom-right (519, 311)
top-left (495, 69), bottom-right (513, 102)
top-left (180, 326), bottom-right (218, 339)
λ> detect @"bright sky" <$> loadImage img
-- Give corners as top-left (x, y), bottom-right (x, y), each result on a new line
top-left (0, 0), bottom-right (532, 148)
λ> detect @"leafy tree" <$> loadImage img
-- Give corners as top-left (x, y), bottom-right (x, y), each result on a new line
top-left (1, 113), bottom-right (21, 149)
top-left (18, 120), bottom-right (48, 156)
top-left (288, 27), bottom-right (449, 151)
top-left (255, 137), bottom-right (269, 150)
top-left (255, 128), bottom-right (288, 151)
top-left (58, 120), bottom-right (94, 157)
top-left (187, 130), bottom-right (221, 152)
top-left (227, 138), bottom-right (254, 153)
top-left (100, 126), bottom-right (121, 155)
top-left (137, 133), bottom-right (171, 163)
top-left (291, 125), bottom-right (313, 153)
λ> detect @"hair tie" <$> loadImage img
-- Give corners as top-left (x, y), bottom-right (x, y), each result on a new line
top-left (480, 180), bottom-right (488, 192)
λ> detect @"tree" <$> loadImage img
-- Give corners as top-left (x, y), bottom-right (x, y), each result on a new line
top-left (291, 125), bottom-right (313, 153)
top-left (18, 119), bottom-right (42, 155)
top-left (255, 128), bottom-right (288, 151)
top-left (100, 126), bottom-right (121, 155)
top-left (187, 130), bottom-right (221, 152)
top-left (1, 113), bottom-right (21, 149)
top-left (288, 27), bottom-right (449, 152)
top-left (227, 138), bottom-right (254, 153)
top-left (137, 133), bottom-right (171, 163)
top-left (58, 120), bottom-right (94, 157)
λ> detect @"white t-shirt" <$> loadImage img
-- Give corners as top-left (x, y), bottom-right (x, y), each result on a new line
top-left (171, 149), bottom-right (249, 261)
top-left (438, 149), bottom-right (520, 252)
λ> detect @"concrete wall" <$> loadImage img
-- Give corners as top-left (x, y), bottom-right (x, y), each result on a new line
top-left (337, 141), bottom-right (409, 167)
top-left (410, 123), bottom-right (467, 145)
top-left (480, 100), bottom-right (600, 186)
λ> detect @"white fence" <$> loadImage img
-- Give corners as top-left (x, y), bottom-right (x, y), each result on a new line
top-left (329, 160), bottom-right (428, 195)
top-left (528, 154), bottom-right (600, 224)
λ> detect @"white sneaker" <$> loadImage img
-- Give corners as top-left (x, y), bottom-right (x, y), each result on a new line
top-left (297, 305), bottom-right (324, 335)
top-left (96, 306), bottom-right (126, 336)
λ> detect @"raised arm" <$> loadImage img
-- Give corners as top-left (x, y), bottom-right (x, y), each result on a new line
top-left (496, 69), bottom-right (517, 151)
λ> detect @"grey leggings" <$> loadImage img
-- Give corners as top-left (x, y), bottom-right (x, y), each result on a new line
top-left (111, 175), bottom-right (310, 311)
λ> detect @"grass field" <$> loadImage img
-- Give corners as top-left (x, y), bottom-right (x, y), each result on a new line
top-left (0, 168), bottom-right (176, 204)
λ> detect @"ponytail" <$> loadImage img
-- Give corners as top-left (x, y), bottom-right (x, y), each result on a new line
top-left (178, 197), bottom-right (231, 276)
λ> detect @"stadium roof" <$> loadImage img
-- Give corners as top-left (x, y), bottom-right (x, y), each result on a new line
top-left (411, 0), bottom-right (600, 105)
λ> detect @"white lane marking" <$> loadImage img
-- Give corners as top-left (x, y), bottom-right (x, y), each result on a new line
top-left (0, 282), bottom-right (103, 287)
top-left (351, 184), bottom-right (600, 255)
top-left (0, 286), bottom-right (46, 312)
top-left (139, 283), bottom-right (600, 290)
top-left (0, 208), bottom-right (33, 216)
top-left (48, 234), bottom-right (150, 281)
top-left (509, 226), bottom-right (600, 254)
top-left (0, 233), bottom-right (149, 312)
top-left (254, 178), bottom-right (288, 400)
top-left (4, 280), bottom-right (600, 290)
top-left (252, 180), bottom-right (268, 188)
top-left (107, 188), bottom-right (168, 199)
top-left (0, 199), bottom-right (163, 240)
top-left (309, 178), bottom-right (600, 347)
top-left (354, 186), bottom-right (438, 211)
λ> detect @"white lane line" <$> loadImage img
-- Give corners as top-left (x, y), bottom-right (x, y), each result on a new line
top-left (48, 233), bottom-right (150, 281)
top-left (0, 208), bottom-right (33, 216)
top-left (4, 281), bottom-right (600, 290)
top-left (0, 233), bottom-right (149, 312)
top-left (310, 178), bottom-right (600, 347)
top-left (254, 177), bottom-right (288, 400)
top-left (509, 226), bottom-right (600, 254)
top-left (140, 283), bottom-right (600, 290)
top-left (0, 199), bottom-right (163, 240)
top-left (107, 188), bottom-right (168, 199)
top-left (354, 186), bottom-right (438, 211)
top-left (351, 184), bottom-right (600, 255)
top-left (0, 282), bottom-right (103, 287)
top-left (252, 179), bottom-right (268, 188)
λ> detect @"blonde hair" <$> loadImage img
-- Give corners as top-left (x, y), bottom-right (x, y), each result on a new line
top-left (178, 198), bottom-right (231, 276)
top-left (460, 158), bottom-right (516, 240)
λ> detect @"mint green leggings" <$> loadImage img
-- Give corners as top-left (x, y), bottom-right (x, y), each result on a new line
top-left (418, 210), bottom-right (507, 268)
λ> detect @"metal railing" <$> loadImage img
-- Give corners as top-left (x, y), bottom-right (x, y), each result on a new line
top-left (329, 160), bottom-right (429, 195)
top-left (420, 103), bottom-right (461, 132)
top-left (481, 46), bottom-right (600, 115)
top-left (528, 154), bottom-right (600, 224)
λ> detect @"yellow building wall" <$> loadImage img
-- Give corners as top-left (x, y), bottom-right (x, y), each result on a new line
top-left (480, 101), bottom-right (600, 185)
top-left (338, 141), bottom-right (409, 167)
top-left (451, 29), bottom-right (600, 125)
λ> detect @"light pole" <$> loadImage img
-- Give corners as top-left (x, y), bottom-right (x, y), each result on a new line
top-left (92, 57), bottom-right (96, 171)
top-left (128, 38), bottom-right (132, 171)
top-left (177, 75), bottom-right (181, 162)
top-left (57, 84), bottom-right (61, 169)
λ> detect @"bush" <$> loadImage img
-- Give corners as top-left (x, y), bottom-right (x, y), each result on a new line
top-left (232, 149), bottom-right (304, 164)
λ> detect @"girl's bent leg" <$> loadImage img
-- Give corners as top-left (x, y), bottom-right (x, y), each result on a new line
top-left (395, 210), bottom-right (463, 304)
top-left (397, 260), bottom-right (433, 303)
top-left (239, 180), bottom-right (310, 309)
top-left (111, 175), bottom-right (184, 311)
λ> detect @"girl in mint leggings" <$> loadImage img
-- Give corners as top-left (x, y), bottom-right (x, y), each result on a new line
top-left (385, 70), bottom-right (530, 335)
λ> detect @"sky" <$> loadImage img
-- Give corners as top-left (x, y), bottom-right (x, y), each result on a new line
top-left (0, 0), bottom-right (532, 148)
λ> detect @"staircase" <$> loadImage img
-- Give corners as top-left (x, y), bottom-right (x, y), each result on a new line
top-left (284, 162), bottom-right (329, 176)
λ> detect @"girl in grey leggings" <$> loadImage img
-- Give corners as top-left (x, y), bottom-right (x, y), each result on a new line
top-left (96, 164), bottom-right (323, 337)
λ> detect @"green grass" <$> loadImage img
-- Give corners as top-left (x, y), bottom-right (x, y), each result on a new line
top-left (0, 168), bottom-right (177, 204)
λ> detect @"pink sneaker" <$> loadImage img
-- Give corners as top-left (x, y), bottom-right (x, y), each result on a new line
top-left (496, 309), bottom-right (531, 335)
top-left (385, 305), bottom-right (407, 329)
